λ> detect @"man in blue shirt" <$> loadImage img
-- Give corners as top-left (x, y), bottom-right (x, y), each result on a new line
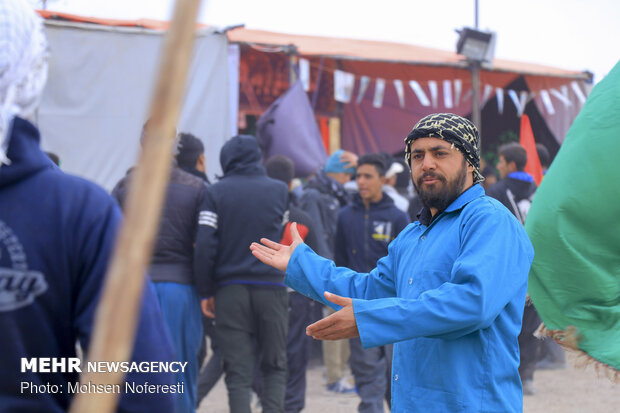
top-left (251, 113), bottom-right (534, 412)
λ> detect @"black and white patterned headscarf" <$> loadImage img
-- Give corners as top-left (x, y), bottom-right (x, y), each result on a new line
top-left (404, 113), bottom-right (484, 184)
top-left (0, 0), bottom-right (48, 166)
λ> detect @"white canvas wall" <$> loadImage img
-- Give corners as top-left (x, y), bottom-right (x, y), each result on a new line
top-left (38, 21), bottom-right (235, 190)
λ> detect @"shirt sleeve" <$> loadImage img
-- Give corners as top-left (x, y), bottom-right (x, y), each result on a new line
top-left (194, 186), bottom-right (219, 297)
top-left (285, 242), bottom-right (397, 309)
top-left (353, 207), bottom-right (533, 348)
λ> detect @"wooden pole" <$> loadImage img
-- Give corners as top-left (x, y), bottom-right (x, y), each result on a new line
top-left (68, 0), bottom-right (202, 411)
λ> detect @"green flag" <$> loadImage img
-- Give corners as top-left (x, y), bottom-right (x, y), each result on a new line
top-left (526, 61), bottom-right (620, 375)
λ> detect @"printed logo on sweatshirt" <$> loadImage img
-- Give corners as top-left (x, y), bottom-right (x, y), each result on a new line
top-left (0, 221), bottom-right (48, 312)
top-left (371, 221), bottom-right (394, 242)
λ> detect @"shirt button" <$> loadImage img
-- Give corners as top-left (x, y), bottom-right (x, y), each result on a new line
top-left (394, 374), bottom-right (399, 381)
top-left (420, 235), bottom-right (426, 241)
top-left (408, 278), bottom-right (413, 285)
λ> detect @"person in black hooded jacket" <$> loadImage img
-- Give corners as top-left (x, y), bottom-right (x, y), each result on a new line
top-left (195, 135), bottom-right (289, 412)
top-left (485, 142), bottom-right (536, 224)
top-left (112, 126), bottom-right (207, 413)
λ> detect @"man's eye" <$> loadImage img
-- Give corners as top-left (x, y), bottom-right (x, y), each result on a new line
top-left (412, 154), bottom-right (423, 160)
top-left (436, 151), bottom-right (448, 157)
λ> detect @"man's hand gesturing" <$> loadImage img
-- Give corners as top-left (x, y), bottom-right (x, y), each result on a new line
top-left (306, 292), bottom-right (359, 340)
top-left (250, 222), bottom-right (303, 272)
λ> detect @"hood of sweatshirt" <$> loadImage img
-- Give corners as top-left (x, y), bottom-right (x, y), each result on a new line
top-left (220, 135), bottom-right (265, 177)
top-left (0, 117), bottom-right (54, 189)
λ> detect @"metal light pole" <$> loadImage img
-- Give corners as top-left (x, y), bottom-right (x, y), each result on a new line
top-left (472, 0), bottom-right (481, 137)
top-left (471, 62), bottom-right (482, 137)
top-left (456, 1), bottom-right (495, 144)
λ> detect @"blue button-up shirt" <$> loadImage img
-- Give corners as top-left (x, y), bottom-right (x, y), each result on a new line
top-left (286, 184), bottom-right (534, 412)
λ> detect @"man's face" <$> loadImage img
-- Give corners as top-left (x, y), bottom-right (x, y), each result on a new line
top-left (496, 155), bottom-right (513, 179)
top-left (409, 137), bottom-right (473, 213)
top-left (356, 164), bottom-right (385, 205)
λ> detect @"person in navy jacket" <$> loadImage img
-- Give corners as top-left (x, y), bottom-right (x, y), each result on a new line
top-left (335, 153), bottom-right (409, 412)
top-left (0, 2), bottom-right (176, 411)
top-left (194, 135), bottom-right (290, 412)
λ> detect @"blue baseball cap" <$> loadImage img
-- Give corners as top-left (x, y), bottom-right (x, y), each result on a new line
top-left (324, 149), bottom-right (356, 174)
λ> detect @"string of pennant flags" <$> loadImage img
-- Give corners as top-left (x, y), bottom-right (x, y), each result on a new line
top-left (297, 57), bottom-right (589, 117)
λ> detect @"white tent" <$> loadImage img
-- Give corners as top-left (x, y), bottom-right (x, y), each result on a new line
top-left (38, 18), bottom-right (238, 190)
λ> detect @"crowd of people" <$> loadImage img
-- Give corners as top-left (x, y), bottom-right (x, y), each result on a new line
top-left (109, 113), bottom-right (561, 412)
top-left (1, 1), bottom-right (571, 412)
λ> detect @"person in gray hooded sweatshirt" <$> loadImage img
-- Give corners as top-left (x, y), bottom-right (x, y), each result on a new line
top-left (195, 135), bottom-right (289, 413)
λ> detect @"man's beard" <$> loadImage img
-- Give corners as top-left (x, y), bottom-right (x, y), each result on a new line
top-left (413, 159), bottom-right (468, 213)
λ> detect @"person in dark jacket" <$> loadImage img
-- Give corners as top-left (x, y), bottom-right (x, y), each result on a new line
top-left (334, 154), bottom-right (409, 413)
top-left (0, 2), bottom-right (176, 411)
top-left (486, 142), bottom-right (536, 224)
top-left (195, 135), bottom-right (289, 413)
top-left (486, 141), bottom-right (540, 395)
top-left (176, 132), bottom-right (210, 183)
top-left (172, 132), bottom-right (226, 408)
top-left (112, 127), bottom-right (207, 413)
top-left (265, 154), bottom-right (320, 413)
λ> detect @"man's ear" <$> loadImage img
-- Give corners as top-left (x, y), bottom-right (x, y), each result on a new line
top-left (196, 154), bottom-right (206, 172)
top-left (508, 161), bottom-right (517, 173)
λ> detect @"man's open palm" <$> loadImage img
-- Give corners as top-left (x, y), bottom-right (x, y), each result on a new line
top-left (250, 222), bottom-right (303, 272)
top-left (306, 292), bottom-right (359, 340)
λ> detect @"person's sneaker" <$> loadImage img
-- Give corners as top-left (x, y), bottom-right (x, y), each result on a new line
top-left (522, 379), bottom-right (536, 396)
top-left (326, 377), bottom-right (356, 394)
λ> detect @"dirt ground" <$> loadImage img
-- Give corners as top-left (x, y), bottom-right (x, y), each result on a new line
top-left (198, 352), bottom-right (619, 413)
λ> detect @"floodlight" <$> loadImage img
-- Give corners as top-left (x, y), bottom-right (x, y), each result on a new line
top-left (456, 28), bottom-right (495, 63)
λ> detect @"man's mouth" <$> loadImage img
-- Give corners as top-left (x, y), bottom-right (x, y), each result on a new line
top-left (422, 177), bottom-right (440, 185)
top-left (419, 173), bottom-right (444, 187)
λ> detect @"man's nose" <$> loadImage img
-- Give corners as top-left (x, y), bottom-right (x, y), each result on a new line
top-left (422, 155), bottom-right (436, 170)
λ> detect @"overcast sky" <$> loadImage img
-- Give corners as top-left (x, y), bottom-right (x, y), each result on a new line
top-left (41, 0), bottom-right (619, 84)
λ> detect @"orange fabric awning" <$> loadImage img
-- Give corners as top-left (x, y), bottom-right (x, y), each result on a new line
top-left (229, 28), bottom-right (589, 79)
top-left (38, 10), bottom-right (589, 80)
top-left (37, 10), bottom-right (207, 31)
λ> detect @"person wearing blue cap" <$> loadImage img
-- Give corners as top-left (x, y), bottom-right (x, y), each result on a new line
top-left (300, 149), bottom-right (355, 259)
